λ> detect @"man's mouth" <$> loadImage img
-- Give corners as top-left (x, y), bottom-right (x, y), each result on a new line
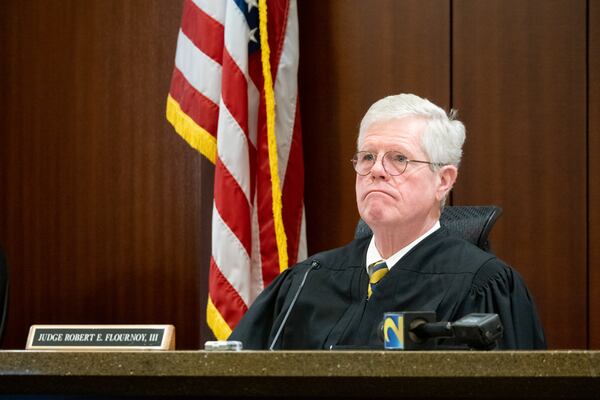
top-left (364, 189), bottom-right (394, 200)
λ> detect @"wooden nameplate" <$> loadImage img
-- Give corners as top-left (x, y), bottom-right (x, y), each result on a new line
top-left (26, 324), bottom-right (175, 350)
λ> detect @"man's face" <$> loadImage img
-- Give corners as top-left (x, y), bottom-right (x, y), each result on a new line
top-left (355, 117), bottom-right (451, 232)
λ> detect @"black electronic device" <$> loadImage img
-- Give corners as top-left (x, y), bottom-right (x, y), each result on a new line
top-left (381, 311), bottom-right (503, 350)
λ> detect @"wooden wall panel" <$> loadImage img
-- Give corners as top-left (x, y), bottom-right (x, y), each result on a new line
top-left (1, 0), bottom-right (595, 350)
top-left (298, 0), bottom-right (450, 255)
top-left (452, 0), bottom-right (587, 348)
top-left (590, 0), bottom-right (600, 349)
top-left (0, 1), bottom-right (209, 349)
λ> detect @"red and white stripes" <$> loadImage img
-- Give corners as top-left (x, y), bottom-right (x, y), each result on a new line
top-left (166, 0), bottom-right (305, 339)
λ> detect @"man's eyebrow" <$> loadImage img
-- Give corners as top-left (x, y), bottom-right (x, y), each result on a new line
top-left (359, 148), bottom-right (410, 154)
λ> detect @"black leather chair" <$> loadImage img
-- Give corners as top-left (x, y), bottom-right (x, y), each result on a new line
top-left (354, 205), bottom-right (503, 252)
top-left (0, 248), bottom-right (8, 344)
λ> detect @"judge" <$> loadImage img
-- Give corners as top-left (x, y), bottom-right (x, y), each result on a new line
top-left (229, 94), bottom-right (546, 350)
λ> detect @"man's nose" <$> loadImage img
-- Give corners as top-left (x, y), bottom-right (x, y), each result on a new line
top-left (370, 156), bottom-right (388, 178)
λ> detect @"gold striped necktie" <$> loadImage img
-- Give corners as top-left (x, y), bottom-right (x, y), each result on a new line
top-left (368, 260), bottom-right (388, 298)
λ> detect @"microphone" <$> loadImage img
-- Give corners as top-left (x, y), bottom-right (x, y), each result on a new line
top-left (268, 260), bottom-right (321, 350)
top-left (382, 312), bottom-right (503, 350)
top-left (451, 313), bottom-right (504, 350)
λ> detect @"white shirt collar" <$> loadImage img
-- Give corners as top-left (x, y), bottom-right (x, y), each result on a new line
top-left (366, 221), bottom-right (441, 272)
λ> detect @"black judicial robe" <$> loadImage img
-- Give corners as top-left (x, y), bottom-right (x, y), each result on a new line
top-left (229, 227), bottom-right (546, 350)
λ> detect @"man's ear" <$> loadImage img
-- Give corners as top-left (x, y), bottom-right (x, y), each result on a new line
top-left (436, 165), bottom-right (458, 202)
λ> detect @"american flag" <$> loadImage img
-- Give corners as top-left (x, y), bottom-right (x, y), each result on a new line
top-left (166, 0), bottom-right (306, 339)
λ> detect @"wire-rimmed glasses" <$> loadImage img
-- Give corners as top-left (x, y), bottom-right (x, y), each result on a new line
top-left (351, 151), bottom-right (445, 176)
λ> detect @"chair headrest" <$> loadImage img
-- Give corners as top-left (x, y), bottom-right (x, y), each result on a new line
top-left (440, 206), bottom-right (502, 251)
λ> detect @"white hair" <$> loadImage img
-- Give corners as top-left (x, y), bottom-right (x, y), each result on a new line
top-left (357, 94), bottom-right (466, 168)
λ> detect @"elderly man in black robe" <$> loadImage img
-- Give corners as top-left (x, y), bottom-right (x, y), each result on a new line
top-left (229, 93), bottom-right (546, 350)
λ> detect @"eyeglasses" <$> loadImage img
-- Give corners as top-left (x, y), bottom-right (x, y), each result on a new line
top-left (351, 151), bottom-right (445, 176)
